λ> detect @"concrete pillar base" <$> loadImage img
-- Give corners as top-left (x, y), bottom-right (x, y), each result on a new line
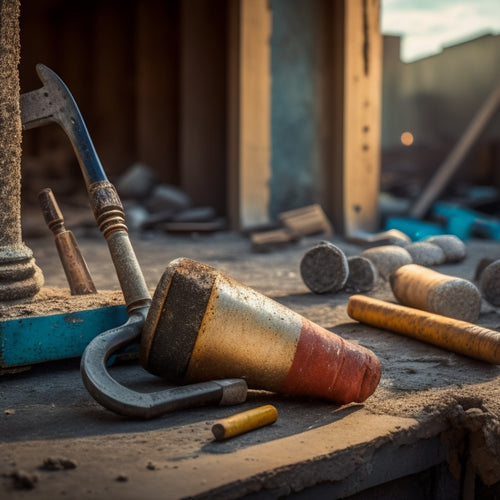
top-left (0, 245), bottom-right (44, 301)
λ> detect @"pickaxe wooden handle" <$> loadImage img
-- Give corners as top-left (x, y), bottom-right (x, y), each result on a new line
top-left (348, 294), bottom-right (500, 364)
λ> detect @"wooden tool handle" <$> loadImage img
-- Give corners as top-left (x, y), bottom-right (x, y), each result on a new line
top-left (347, 295), bottom-right (500, 364)
top-left (38, 188), bottom-right (97, 295)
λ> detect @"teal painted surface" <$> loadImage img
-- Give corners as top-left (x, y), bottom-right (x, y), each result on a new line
top-left (0, 305), bottom-right (128, 367)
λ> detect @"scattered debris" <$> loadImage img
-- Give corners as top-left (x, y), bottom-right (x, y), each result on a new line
top-left (4, 469), bottom-right (38, 490)
top-left (424, 235), bottom-right (467, 263)
top-left (251, 204), bottom-right (332, 252)
top-left (278, 204), bottom-right (333, 237)
top-left (115, 162), bottom-right (155, 200)
top-left (344, 256), bottom-right (378, 293)
top-left (300, 241), bottom-right (349, 294)
top-left (38, 457), bottom-right (77, 471)
top-left (360, 245), bottom-right (413, 280)
top-left (404, 241), bottom-right (446, 267)
top-left (345, 228), bottom-right (411, 247)
top-left (478, 260), bottom-right (500, 307)
top-left (114, 163), bottom-right (224, 234)
top-left (251, 227), bottom-right (299, 252)
top-left (474, 257), bottom-right (496, 282)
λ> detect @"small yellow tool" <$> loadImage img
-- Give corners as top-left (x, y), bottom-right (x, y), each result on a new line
top-left (212, 405), bottom-right (278, 441)
top-left (347, 295), bottom-right (500, 364)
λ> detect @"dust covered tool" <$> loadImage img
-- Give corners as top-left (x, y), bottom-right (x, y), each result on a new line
top-left (140, 258), bottom-right (381, 405)
top-left (212, 405), bottom-right (278, 441)
top-left (348, 294), bottom-right (500, 364)
top-left (22, 64), bottom-right (247, 417)
top-left (38, 188), bottom-right (97, 295)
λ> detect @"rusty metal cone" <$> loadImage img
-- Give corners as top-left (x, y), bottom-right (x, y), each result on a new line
top-left (140, 258), bottom-right (381, 404)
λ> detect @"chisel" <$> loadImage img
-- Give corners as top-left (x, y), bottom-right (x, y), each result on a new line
top-left (38, 188), bottom-right (97, 295)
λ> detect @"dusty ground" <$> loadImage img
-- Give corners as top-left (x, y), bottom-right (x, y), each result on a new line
top-left (1, 228), bottom-right (500, 498)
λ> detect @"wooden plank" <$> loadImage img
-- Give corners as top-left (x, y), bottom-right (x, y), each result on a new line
top-left (326, 0), bottom-right (382, 235)
top-left (279, 203), bottom-right (333, 236)
top-left (227, 0), bottom-right (272, 229)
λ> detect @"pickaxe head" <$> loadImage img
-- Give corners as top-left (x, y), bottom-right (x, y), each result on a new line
top-left (20, 63), bottom-right (104, 186)
top-left (20, 63), bottom-right (77, 131)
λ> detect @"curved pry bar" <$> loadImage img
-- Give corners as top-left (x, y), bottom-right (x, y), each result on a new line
top-left (80, 310), bottom-right (248, 419)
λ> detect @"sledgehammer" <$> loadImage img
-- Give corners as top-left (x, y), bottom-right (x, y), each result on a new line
top-left (347, 295), bottom-right (500, 364)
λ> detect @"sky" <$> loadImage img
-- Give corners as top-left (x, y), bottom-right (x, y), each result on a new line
top-left (381, 0), bottom-right (500, 62)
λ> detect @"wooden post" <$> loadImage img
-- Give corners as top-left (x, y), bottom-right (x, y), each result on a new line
top-left (326, 0), bottom-right (382, 235)
top-left (227, 0), bottom-right (272, 229)
top-left (0, 0), bottom-right (43, 300)
top-left (136, 0), bottom-right (179, 184)
top-left (179, 0), bottom-right (228, 214)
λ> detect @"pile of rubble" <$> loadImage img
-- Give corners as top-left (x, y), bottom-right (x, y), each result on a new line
top-left (115, 163), bottom-right (226, 234)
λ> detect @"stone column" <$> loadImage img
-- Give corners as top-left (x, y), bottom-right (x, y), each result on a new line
top-left (0, 0), bottom-right (43, 300)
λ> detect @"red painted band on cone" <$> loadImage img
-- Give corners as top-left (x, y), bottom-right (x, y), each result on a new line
top-left (281, 318), bottom-right (381, 403)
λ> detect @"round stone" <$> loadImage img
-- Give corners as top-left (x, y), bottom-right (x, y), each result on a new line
top-left (404, 242), bottom-right (446, 267)
top-left (344, 256), bottom-right (378, 293)
top-left (300, 241), bottom-right (349, 294)
top-left (424, 235), bottom-right (467, 263)
top-left (479, 259), bottom-right (500, 307)
top-left (360, 245), bottom-right (413, 280)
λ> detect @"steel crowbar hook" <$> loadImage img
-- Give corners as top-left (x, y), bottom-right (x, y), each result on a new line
top-left (81, 310), bottom-right (247, 419)
top-left (22, 64), bottom-right (248, 417)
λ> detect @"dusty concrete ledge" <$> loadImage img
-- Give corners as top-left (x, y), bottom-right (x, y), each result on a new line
top-left (1, 233), bottom-right (500, 498)
top-left (0, 287), bottom-right (124, 319)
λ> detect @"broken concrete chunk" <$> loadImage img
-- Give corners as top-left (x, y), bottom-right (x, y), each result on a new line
top-left (123, 202), bottom-right (150, 232)
top-left (345, 256), bottom-right (378, 293)
top-left (38, 457), bottom-right (77, 471)
top-left (140, 209), bottom-right (178, 230)
top-left (115, 162), bottom-right (156, 200)
top-left (171, 206), bottom-right (216, 223)
top-left (4, 470), bottom-right (38, 490)
top-left (360, 245), bottom-right (413, 280)
top-left (424, 235), bottom-right (467, 263)
top-left (300, 241), bottom-right (349, 294)
top-left (144, 184), bottom-right (191, 214)
top-left (405, 241), bottom-right (446, 267)
top-left (478, 259), bottom-right (500, 307)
